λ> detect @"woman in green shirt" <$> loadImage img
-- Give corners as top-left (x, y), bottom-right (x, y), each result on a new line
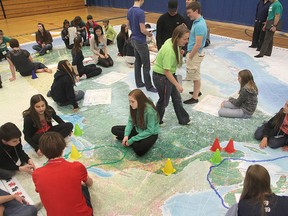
top-left (152, 24), bottom-right (190, 125)
top-left (111, 89), bottom-right (159, 156)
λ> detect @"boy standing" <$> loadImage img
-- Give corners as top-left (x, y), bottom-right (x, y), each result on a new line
top-left (127, 0), bottom-right (157, 92)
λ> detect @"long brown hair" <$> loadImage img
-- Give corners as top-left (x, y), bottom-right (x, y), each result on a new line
top-left (240, 164), bottom-right (272, 216)
top-left (57, 60), bottom-right (76, 86)
top-left (23, 94), bottom-right (54, 128)
top-left (171, 24), bottom-right (190, 65)
top-left (72, 36), bottom-right (82, 55)
top-left (129, 89), bottom-right (158, 129)
top-left (272, 107), bottom-right (286, 129)
top-left (238, 69), bottom-right (258, 94)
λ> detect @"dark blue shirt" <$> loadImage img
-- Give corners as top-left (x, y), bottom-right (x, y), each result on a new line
top-left (127, 6), bottom-right (146, 44)
top-left (255, 0), bottom-right (272, 22)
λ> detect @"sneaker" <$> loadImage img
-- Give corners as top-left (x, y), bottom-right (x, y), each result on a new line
top-left (147, 87), bottom-right (157, 93)
top-left (249, 45), bottom-right (256, 48)
top-left (189, 91), bottom-right (202, 96)
top-left (136, 83), bottom-right (145, 88)
top-left (179, 119), bottom-right (191, 125)
top-left (254, 54), bottom-right (264, 58)
top-left (183, 98), bottom-right (199, 104)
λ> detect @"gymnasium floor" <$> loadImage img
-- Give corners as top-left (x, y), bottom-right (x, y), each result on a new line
top-left (0, 6), bottom-right (288, 216)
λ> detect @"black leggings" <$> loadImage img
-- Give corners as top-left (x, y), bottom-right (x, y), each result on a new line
top-left (111, 125), bottom-right (158, 156)
top-left (31, 123), bottom-right (73, 151)
top-left (80, 64), bottom-right (102, 78)
top-left (97, 49), bottom-right (114, 67)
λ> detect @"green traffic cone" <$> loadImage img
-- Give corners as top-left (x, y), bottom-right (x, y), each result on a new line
top-left (73, 124), bottom-right (83, 136)
top-left (210, 148), bottom-right (222, 165)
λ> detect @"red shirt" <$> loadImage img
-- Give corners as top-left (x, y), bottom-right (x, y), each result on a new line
top-left (32, 158), bottom-right (92, 216)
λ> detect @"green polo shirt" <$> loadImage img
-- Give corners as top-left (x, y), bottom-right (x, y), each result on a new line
top-left (267, 0), bottom-right (283, 20)
top-left (153, 39), bottom-right (180, 75)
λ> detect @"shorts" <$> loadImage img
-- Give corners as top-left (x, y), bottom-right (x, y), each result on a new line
top-left (186, 52), bottom-right (204, 81)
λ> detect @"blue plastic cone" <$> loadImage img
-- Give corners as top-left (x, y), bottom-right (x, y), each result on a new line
top-left (31, 70), bottom-right (38, 79)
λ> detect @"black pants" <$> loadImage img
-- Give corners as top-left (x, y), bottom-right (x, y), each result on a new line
top-left (97, 49), bottom-right (114, 67)
top-left (0, 168), bottom-right (15, 180)
top-left (111, 125), bottom-right (158, 156)
top-left (31, 123), bottom-right (73, 151)
top-left (251, 20), bottom-right (266, 49)
top-left (82, 185), bottom-right (93, 214)
top-left (259, 29), bottom-right (274, 56)
top-left (79, 64), bottom-right (102, 78)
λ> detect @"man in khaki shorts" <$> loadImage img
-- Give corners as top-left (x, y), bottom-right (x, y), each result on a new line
top-left (183, 1), bottom-right (207, 104)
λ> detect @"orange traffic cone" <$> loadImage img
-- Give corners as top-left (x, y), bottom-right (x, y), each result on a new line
top-left (210, 137), bottom-right (222, 152)
top-left (224, 139), bottom-right (236, 154)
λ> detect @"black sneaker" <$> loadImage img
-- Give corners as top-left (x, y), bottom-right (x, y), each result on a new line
top-left (183, 98), bottom-right (199, 104)
top-left (189, 91), bottom-right (202, 96)
top-left (147, 87), bottom-right (157, 93)
top-left (249, 45), bottom-right (257, 48)
top-left (254, 54), bottom-right (264, 58)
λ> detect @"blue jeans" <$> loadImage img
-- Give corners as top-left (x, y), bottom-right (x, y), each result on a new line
top-left (32, 44), bottom-right (52, 56)
top-left (0, 189), bottom-right (37, 216)
top-left (153, 72), bottom-right (190, 125)
top-left (131, 39), bottom-right (153, 90)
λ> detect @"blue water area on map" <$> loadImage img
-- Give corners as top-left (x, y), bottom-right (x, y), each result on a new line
top-left (209, 37), bottom-right (288, 115)
top-left (162, 191), bottom-right (228, 216)
top-left (88, 167), bottom-right (114, 178)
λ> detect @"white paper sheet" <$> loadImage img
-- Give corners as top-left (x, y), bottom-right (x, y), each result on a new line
top-left (83, 89), bottom-right (112, 106)
top-left (93, 71), bottom-right (127, 86)
top-left (193, 95), bottom-right (224, 116)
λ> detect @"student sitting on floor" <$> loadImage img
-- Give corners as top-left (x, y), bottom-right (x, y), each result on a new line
top-left (0, 189), bottom-right (41, 216)
top-left (0, 30), bottom-right (11, 61)
top-left (49, 60), bottom-right (85, 112)
top-left (116, 24), bottom-right (129, 56)
top-left (71, 16), bottom-right (87, 44)
top-left (23, 94), bottom-right (73, 156)
top-left (238, 164), bottom-right (288, 216)
top-left (32, 132), bottom-right (93, 216)
top-left (102, 18), bottom-right (117, 45)
top-left (61, 19), bottom-right (73, 49)
top-left (145, 24), bottom-right (158, 53)
top-left (6, 39), bottom-right (52, 81)
top-left (0, 122), bottom-right (35, 180)
top-left (32, 23), bottom-right (53, 56)
top-left (255, 101), bottom-right (288, 150)
top-left (72, 36), bottom-right (102, 79)
top-left (111, 89), bottom-right (159, 156)
top-left (218, 69), bottom-right (258, 118)
top-left (85, 15), bottom-right (98, 42)
top-left (90, 25), bottom-right (114, 67)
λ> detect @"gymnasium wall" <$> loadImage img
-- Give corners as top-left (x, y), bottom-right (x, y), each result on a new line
top-left (87, 0), bottom-right (288, 32)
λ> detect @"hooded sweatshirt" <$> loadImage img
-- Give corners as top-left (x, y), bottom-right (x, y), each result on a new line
top-left (229, 84), bottom-right (258, 116)
top-left (50, 70), bottom-right (78, 109)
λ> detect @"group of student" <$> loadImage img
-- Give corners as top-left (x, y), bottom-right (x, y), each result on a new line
top-left (1, 0), bottom-right (288, 215)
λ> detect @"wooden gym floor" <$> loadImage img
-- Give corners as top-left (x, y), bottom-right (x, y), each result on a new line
top-left (0, 6), bottom-right (287, 48)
